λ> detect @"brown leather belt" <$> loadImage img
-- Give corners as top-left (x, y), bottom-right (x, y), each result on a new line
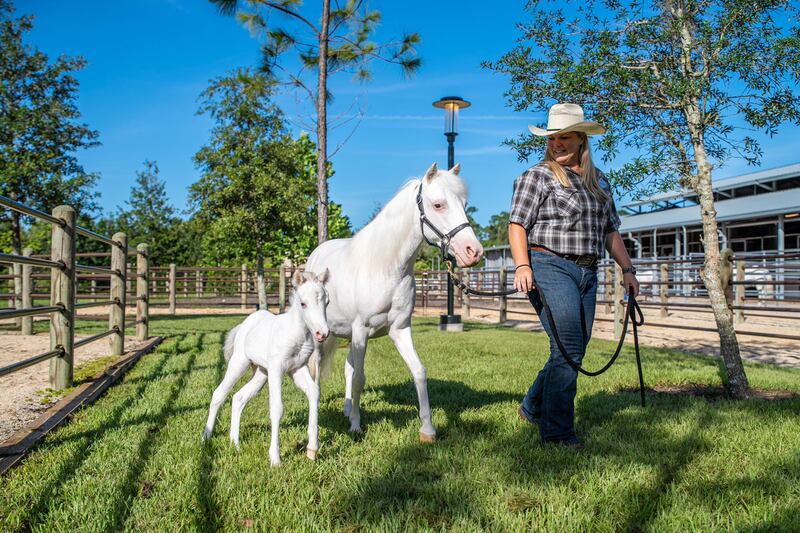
top-left (530, 246), bottom-right (599, 268)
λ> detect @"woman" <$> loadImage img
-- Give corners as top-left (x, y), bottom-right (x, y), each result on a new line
top-left (509, 103), bottom-right (638, 449)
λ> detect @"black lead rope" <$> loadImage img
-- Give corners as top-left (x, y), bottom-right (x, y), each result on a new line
top-left (445, 262), bottom-right (647, 406)
top-left (537, 286), bottom-right (647, 406)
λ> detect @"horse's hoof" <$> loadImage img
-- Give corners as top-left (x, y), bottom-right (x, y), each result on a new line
top-left (306, 448), bottom-right (318, 460)
top-left (419, 432), bottom-right (436, 443)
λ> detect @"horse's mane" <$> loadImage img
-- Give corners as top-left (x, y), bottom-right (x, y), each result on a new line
top-left (347, 171), bottom-right (468, 271)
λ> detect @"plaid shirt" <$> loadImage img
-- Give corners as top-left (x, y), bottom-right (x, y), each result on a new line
top-left (509, 162), bottom-right (621, 257)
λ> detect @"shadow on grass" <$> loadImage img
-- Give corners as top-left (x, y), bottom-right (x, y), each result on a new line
top-left (15, 336), bottom-right (182, 530)
top-left (195, 336), bottom-right (227, 533)
top-left (329, 384), bottom-right (800, 530)
top-left (104, 335), bottom-right (204, 531)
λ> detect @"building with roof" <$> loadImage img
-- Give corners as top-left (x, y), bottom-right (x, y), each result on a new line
top-left (618, 163), bottom-right (800, 259)
top-left (483, 162), bottom-right (800, 269)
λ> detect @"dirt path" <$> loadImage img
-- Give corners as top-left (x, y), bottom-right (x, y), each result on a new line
top-left (0, 333), bottom-right (154, 443)
top-left (415, 301), bottom-right (800, 368)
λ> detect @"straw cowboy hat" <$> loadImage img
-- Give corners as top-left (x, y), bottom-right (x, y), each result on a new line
top-left (528, 103), bottom-right (606, 137)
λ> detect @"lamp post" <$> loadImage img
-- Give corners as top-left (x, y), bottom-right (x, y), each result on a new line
top-left (432, 96), bottom-right (470, 332)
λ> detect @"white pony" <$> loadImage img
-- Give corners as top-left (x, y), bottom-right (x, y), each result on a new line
top-left (307, 163), bottom-right (483, 442)
top-left (202, 269), bottom-right (329, 466)
top-left (741, 266), bottom-right (773, 303)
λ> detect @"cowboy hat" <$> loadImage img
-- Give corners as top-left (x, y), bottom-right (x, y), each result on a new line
top-left (528, 103), bottom-right (606, 137)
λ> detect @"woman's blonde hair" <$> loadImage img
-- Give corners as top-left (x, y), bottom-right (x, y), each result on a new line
top-left (544, 132), bottom-right (608, 201)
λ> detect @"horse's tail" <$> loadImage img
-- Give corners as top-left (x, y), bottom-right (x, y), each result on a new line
top-left (308, 337), bottom-right (337, 381)
top-left (223, 324), bottom-right (242, 363)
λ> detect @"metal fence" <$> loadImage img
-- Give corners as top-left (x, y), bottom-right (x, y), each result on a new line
top-left (0, 195), bottom-right (150, 389)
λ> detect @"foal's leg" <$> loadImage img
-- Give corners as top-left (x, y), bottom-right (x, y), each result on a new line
top-left (267, 367), bottom-right (284, 466)
top-left (202, 352), bottom-right (251, 441)
top-left (291, 365), bottom-right (320, 460)
top-left (388, 324), bottom-right (436, 442)
top-left (229, 367), bottom-right (268, 449)
top-left (346, 325), bottom-right (369, 433)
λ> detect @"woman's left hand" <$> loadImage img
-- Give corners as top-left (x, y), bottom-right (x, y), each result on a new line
top-left (622, 273), bottom-right (639, 298)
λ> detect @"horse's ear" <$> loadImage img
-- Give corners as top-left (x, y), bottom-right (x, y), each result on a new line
top-left (424, 163), bottom-right (438, 183)
top-left (317, 268), bottom-right (329, 284)
top-left (450, 163), bottom-right (460, 175)
top-left (291, 269), bottom-right (304, 288)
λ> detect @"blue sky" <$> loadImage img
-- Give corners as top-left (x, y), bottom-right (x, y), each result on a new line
top-left (15, 0), bottom-right (800, 228)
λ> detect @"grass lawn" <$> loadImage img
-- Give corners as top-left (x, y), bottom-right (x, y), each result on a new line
top-left (1, 315), bottom-right (799, 531)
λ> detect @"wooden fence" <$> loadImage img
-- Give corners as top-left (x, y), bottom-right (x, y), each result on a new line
top-left (415, 252), bottom-right (800, 342)
top-left (3, 232), bottom-right (797, 392)
top-left (0, 195), bottom-right (150, 389)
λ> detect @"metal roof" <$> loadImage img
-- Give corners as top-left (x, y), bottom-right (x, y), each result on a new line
top-left (621, 162), bottom-right (800, 209)
top-left (619, 187), bottom-right (800, 233)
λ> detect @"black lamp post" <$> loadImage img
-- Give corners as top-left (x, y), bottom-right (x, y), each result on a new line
top-left (432, 96), bottom-right (470, 332)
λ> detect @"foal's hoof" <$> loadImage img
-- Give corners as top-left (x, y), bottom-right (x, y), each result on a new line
top-left (419, 432), bottom-right (436, 444)
top-left (306, 448), bottom-right (318, 461)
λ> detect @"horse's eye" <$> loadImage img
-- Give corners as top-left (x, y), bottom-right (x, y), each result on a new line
top-left (434, 202), bottom-right (444, 210)
top-left (301, 302), bottom-right (307, 308)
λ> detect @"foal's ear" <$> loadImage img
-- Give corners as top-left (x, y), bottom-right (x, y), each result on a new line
top-left (291, 269), bottom-right (304, 288)
top-left (317, 268), bottom-right (329, 284)
top-left (424, 163), bottom-right (438, 183)
top-left (450, 163), bottom-right (460, 175)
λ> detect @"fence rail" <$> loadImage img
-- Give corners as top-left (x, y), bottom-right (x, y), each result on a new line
top-left (0, 195), bottom-right (150, 389)
top-left (414, 252), bottom-right (800, 342)
top-left (4, 234), bottom-right (798, 387)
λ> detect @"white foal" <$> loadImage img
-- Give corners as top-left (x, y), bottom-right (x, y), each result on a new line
top-left (202, 269), bottom-right (330, 466)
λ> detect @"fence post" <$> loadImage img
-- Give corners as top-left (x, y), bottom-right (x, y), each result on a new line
top-left (735, 259), bottom-right (745, 324)
top-left (136, 243), bottom-right (149, 341)
top-left (614, 263), bottom-right (624, 340)
top-left (461, 267), bottom-right (471, 319)
top-left (278, 263), bottom-right (287, 313)
top-left (499, 266), bottom-right (507, 324)
top-left (422, 272), bottom-right (428, 316)
top-left (660, 262), bottom-right (669, 318)
top-left (604, 266), bottom-right (613, 314)
top-left (239, 264), bottom-right (247, 310)
top-left (109, 233), bottom-right (127, 356)
top-left (168, 263), bottom-right (176, 315)
top-left (13, 262), bottom-right (22, 330)
top-left (21, 247), bottom-right (33, 335)
top-left (50, 205), bottom-right (75, 389)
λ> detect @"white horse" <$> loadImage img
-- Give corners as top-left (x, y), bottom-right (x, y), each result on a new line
top-left (742, 266), bottom-right (773, 303)
top-left (306, 163), bottom-right (483, 442)
top-left (202, 269), bottom-right (329, 466)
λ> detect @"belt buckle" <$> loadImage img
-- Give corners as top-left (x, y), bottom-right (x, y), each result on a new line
top-left (576, 255), bottom-right (596, 268)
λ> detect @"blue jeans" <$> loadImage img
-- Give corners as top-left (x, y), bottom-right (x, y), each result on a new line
top-left (520, 250), bottom-right (598, 444)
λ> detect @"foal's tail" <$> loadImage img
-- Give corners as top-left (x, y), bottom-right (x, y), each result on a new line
top-left (223, 324), bottom-right (242, 363)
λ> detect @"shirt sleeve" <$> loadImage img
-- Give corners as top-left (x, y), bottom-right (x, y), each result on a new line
top-left (509, 168), bottom-right (545, 230)
top-left (600, 174), bottom-right (622, 234)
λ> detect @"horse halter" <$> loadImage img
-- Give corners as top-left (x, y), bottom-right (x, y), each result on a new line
top-left (415, 181), bottom-right (472, 260)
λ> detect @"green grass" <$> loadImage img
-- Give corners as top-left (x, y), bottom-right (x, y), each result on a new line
top-left (2, 316), bottom-right (799, 531)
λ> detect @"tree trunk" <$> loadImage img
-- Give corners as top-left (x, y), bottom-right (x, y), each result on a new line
top-left (256, 247), bottom-right (268, 310)
top-left (315, 0), bottom-right (331, 245)
top-left (691, 143), bottom-right (750, 399)
top-left (676, 5), bottom-right (749, 400)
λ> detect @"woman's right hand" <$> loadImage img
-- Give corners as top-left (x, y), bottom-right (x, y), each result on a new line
top-left (513, 265), bottom-right (535, 293)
